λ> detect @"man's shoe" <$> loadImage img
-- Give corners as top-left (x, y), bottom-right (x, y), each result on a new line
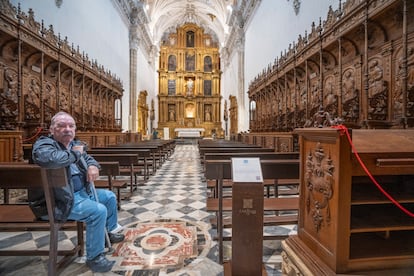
top-left (86, 253), bottom-right (115, 272)
top-left (109, 232), bottom-right (125, 243)
top-left (111, 223), bottom-right (124, 233)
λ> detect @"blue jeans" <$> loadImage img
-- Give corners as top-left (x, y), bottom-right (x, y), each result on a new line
top-left (67, 187), bottom-right (118, 260)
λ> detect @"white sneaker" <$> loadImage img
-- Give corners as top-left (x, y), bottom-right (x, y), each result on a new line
top-left (110, 223), bottom-right (124, 233)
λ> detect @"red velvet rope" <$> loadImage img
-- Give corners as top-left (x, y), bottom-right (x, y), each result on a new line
top-left (332, 125), bottom-right (414, 218)
top-left (22, 127), bottom-right (43, 142)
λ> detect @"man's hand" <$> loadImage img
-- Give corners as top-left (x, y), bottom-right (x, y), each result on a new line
top-left (87, 165), bottom-right (100, 182)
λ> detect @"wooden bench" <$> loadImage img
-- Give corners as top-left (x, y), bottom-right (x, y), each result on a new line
top-left (207, 197), bottom-right (299, 240)
top-left (90, 148), bottom-right (152, 181)
top-left (94, 161), bottom-right (128, 210)
top-left (206, 178), bottom-right (299, 198)
top-left (204, 159), bottom-right (300, 264)
top-left (199, 147), bottom-right (275, 167)
top-left (204, 152), bottom-right (300, 197)
top-left (0, 164), bottom-right (84, 276)
top-left (91, 153), bottom-right (141, 194)
top-left (96, 140), bottom-right (174, 171)
top-left (114, 142), bottom-right (166, 169)
top-left (198, 139), bottom-right (263, 147)
top-left (135, 140), bottom-right (176, 162)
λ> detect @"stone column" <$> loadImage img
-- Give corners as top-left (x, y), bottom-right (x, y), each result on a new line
top-left (236, 30), bottom-right (246, 132)
top-left (129, 27), bottom-right (139, 132)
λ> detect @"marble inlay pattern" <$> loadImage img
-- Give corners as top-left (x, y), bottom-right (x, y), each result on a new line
top-left (111, 218), bottom-right (211, 273)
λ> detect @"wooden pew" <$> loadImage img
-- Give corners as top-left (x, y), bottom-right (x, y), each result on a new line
top-left (204, 152), bottom-right (300, 198)
top-left (91, 153), bottom-right (141, 193)
top-left (0, 164), bottom-right (84, 276)
top-left (199, 147), bottom-right (275, 166)
top-left (204, 151), bottom-right (299, 160)
top-left (198, 139), bottom-right (264, 150)
top-left (136, 140), bottom-right (176, 161)
top-left (206, 178), bottom-right (299, 199)
top-left (100, 143), bottom-right (163, 171)
top-left (94, 161), bottom-right (128, 210)
top-left (89, 148), bottom-right (152, 181)
top-left (117, 140), bottom-right (175, 167)
top-left (204, 159), bottom-right (300, 264)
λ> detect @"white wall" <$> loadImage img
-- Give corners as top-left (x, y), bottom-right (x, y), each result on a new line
top-left (221, 52), bottom-right (239, 134)
top-left (11, 0), bottom-right (131, 130)
top-left (240, 0), bottom-right (338, 131)
top-left (136, 47), bottom-right (158, 129)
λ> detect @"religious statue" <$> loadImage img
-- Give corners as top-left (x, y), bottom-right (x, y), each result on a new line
top-left (368, 60), bottom-right (385, 97)
top-left (205, 106), bottom-right (211, 121)
top-left (169, 108), bottom-right (175, 121)
top-left (186, 78), bottom-right (194, 95)
top-left (186, 31), bottom-right (194, 47)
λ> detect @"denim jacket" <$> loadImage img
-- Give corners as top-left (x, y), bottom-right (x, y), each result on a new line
top-left (31, 135), bottom-right (100, 221)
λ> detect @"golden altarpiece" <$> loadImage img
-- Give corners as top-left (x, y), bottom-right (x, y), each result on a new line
top-left (157, 23), bottom-right (222, 138)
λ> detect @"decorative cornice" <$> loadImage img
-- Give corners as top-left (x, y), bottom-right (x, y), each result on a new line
top-left (110, 0), bottom-right (133, 27)
top-left (224, 0), bottom-right (260, 62)
top-left (130, 4), bottom-right (155, 66)
top-left (111, 0), bottom-right (155, 66)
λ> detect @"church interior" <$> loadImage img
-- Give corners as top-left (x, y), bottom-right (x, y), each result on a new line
top-left (1, 0), bottom-right (414, 275)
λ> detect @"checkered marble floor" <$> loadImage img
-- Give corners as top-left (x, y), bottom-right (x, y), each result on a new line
top-left (0, 143), bottom-right (297, 275)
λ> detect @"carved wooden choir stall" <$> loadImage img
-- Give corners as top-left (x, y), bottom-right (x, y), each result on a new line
top-left (0, 0), bottom-right (128, 161)
top-left (246, 0), bottom-right (414, 133)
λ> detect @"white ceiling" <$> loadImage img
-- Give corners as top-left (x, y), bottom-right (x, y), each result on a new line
top-left (142, 0), bottom-right (237, 46)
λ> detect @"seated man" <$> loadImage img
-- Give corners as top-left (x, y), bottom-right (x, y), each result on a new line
top-left (32, 111), bottom-right (125, 273)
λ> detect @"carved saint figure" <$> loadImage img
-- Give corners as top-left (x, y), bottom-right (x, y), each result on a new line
top-left (205, 107), bottom-right (211, 121)
top-left (169, 108), bottom-right (175, 121)
top-left (1, 69), bottom-right (18, 119)
top-left (343, 70), bottom-right (356, 101)
top-left (368, 60), bottom-right (385, 97)
top-left (186, 78), bottom-right (194, 95)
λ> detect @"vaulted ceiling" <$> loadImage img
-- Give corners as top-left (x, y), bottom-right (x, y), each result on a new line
top-left (143, 0), bottom-right (236, 46)
top-left (117, 0), bottom-right (262, 55)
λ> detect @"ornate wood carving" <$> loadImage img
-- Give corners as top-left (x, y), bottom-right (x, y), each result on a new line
top-left (229, 95), bottom-right (238, 136)
top-left (138, 90), bottom-right (149, 135)
top-left (304, 142), bottom-right (334, 232)
top-left (248, 0), bottom-right (414, 131)
top-left (0, 0), bottom-right (123, 140)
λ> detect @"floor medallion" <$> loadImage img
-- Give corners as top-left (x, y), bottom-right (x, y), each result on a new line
top-left (111, 218), bottom-right (212, 274)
